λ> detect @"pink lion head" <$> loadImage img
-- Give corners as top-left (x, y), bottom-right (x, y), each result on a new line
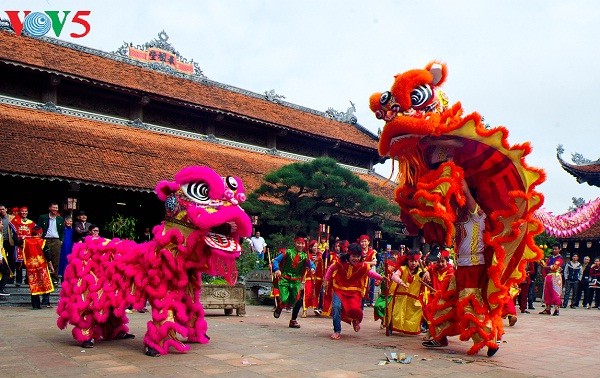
top-left (155, 166), bottom-right (252, 259)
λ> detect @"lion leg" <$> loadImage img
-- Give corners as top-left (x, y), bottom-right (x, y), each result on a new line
top-left (143, 293), bottom-right (190, 357)
top-left (183, 288), bottom-right (209, 344)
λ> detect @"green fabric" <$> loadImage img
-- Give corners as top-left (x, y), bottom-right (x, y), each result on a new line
top-left (278, 248), bottom-right (308, 305)
top-left (374, 295), bottom-right (392, 319)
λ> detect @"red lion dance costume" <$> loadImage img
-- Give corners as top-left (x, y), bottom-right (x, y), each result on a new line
top-left (57, 166), bottom-right (252, 356)
top-left (370, 62), bottom-right (545, 356)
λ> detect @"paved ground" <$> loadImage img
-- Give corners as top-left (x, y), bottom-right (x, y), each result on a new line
top-left (1, 302), bottom-right (599, 377)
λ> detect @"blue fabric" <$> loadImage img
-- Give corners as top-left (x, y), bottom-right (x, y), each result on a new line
top-left (58, 227), bottom-right (74, 277)
top-left (332, 293), bottom-right (342, 333)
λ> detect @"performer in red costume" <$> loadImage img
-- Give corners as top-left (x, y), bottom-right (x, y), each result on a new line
top-left (324, 243), bottom-right (385, 340)
top-left (11, 206), bottom-right (36, 286)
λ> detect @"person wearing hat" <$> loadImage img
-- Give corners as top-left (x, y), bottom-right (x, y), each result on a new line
top-left (358, 235), bottom-right (377, 307)
top-left (22, 226), bottom-right (54, 309)
top-left (11, 206), bottom-right (36, 286)
top-left (385, 249), bottom-right (427, 336)
top-left (422, 249), bottom-right (455, 345)
top-left (272, 232), bottom-right (315, 328)
top-left (324, 242), bottom-right (385, 340)
top-left (73, 211), bottom-right (90, 243)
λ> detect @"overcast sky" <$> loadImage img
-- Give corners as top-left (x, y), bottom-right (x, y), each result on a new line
top-left (7, 1), bottom-right (600, 214)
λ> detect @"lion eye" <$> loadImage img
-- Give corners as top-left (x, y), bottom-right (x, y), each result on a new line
top-left (225, 176), bottom-right (238, 191)
top-left (183, 182), bottom-right (210, 202)
top-left (410, 84), bottom-right (433, 109)
top-left (379, 91), bottom-right (392, 106)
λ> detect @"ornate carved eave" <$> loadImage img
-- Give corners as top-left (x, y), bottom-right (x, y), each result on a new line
top-left (557, 145), bottom-right (600, 187)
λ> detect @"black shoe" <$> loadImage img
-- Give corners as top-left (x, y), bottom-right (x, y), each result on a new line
top-left (0, 289), bottom-right (10, 296)
top-left (487, 346), bottom-right (499, 357)
top-left (116, 331), bottom-right (135, 339)
top-left (273, 307), bottom-right (282, 319)
top-left (81, 339), bottom-right (94, 348)
top-left (553, 310), bottom-right (559, 316)
top-left (528, 306), bottom-right (535, 310)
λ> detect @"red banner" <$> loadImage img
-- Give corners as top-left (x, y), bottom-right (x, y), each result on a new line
top-left (128, 46), bottom-right (194, 74)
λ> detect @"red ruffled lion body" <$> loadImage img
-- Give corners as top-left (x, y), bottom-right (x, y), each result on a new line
top-left (371, 61), bottom-right (545, 355)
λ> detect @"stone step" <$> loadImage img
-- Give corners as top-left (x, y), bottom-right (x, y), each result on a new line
top-left (0, 283), bottom-right (60, 307)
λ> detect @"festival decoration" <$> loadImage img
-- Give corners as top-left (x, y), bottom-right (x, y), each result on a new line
top-left (57, 166), bottom-right (252, 356)
top-left (370, 61), bottom-right (545, 355)
top-left (534, 198), bottom-right (600, 237)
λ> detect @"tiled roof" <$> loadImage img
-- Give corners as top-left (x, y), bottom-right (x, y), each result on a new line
top-left (0, 31), bottom-right (378, 152)
top-left (0, 103), bottom-right (395, 201)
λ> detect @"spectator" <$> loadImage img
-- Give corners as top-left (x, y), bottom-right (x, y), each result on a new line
top-left (73, 211), bottom-right (90, 242)
top-left (0, 205), bottom-right (17, 285)
top-left (88, 224), bottom-right (102, 240)
top-left (589, 258), bottom-right (600, 309)
top-left (250, 230), bottom-right (267, 261)
top-left (139, 227), bottom-right (152, 242)
top-left (576, 256), bottom-right (592, 309)
top-left (527, 262), bottom-right (539, 310)
top-left (563, 253), bottom-right (582, 308)
top-left (37, 202), bottom-right (65, 285)
top-left (11, 206), bottom-right (36, 286)
top-left (58, 216), bottom-right (74, 280)
top-left (0, 218), bottom-right (12, 296)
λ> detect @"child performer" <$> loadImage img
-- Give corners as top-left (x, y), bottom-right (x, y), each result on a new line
top-left (324, 243), bottom-right (385, 340)
top-left (386, 249), bottom-right (426, 335)
top-left (302, 240), bottom-right (324, 317)
top-left (272, 232), bottom-right (315, 328)
top-left (22, 226), bottom-right (54, 309)
top-left (322, 240), bottom-right (348, 316)
top-left (422, 249), bottom-right (455, 344)
top-left (374, 249), bottom-right (399, 328)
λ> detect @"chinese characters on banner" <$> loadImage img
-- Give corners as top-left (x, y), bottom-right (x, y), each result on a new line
top-left (128, 46), bottom-right (194, 74)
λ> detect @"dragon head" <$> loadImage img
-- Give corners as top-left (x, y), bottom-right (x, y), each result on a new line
top-left (155, 166), bottom-right (252, 259)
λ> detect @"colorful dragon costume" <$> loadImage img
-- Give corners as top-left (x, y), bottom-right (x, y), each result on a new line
top-left (57, 166), bottom-right (252, 356)
top-left (370, 61), bottom-right (545, 355)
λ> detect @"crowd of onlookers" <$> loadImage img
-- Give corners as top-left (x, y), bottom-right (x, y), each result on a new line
top-left (0, 203), bottom-right (100, 305)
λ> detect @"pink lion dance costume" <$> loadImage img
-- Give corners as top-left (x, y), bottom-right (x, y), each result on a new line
top-left (57, 166), bottom-right (252, 356)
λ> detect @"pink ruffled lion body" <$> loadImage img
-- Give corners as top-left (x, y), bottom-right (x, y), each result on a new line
top-left (57, 166), bottom-right (252, 356)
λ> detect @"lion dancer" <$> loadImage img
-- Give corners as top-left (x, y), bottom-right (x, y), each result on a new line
top-left (302, 240), bottom-right (324, 317)
top-left (272, 232), bottom-right (315, 328)
top-left (423, 179), bottom-right (500, 356)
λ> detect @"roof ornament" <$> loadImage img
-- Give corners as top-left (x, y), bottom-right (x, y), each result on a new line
top-left (325, 101), bottom-right (358, 124)
top-left (556, 144), bottom-right (564, 156)
top-left (571, 152), bottom-right (592, 165)
top-left (36, 102), bottom-right (61, 113)
top-left (264, 89), bottom-right (286, 104)
top-left (0, 18), bottom-right (13, 32)
top-left (113, 31), bottom-right (205, 78)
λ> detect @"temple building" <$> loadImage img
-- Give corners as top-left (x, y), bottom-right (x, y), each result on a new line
top-left (555, 146), bottom-right (600, 260)
top-left (0, 30), bottom-right (398, 241)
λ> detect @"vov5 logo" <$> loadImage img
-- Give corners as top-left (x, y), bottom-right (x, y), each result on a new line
top-left (4, 10), bottom-right (91, 38)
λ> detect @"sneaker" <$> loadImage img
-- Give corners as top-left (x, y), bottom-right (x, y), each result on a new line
top-left (314, 309), bottom-right (322, 316)
top-left (125, 309), bottom-right (134, 314)
top-left (81, 339), bottom-right (94, 348)
top-left (288, 320), bottom-right (301, 328)
top-left (553, 309), bottom-right (559, 316)
top-left (0, 289), bottom-right (10, 296)
top-left (422, 337), bottom-right (448, 348)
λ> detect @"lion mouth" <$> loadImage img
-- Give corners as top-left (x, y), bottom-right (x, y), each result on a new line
top-left (204, 232), bottom-right (242, 253)
top-left (205, 222), bottom-right (242, 254)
